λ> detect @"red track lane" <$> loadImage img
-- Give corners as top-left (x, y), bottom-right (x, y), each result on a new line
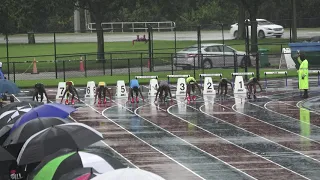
top-left (137, 105), bottom-right (305, 180)
top-left (71, 106), bottom-right (202, 180)
top-left (265, 101), bottom-right (320, 127)
top-left (214, 99), bottom-right (320, 160)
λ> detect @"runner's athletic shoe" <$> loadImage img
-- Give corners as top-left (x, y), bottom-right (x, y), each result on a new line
top-left (192, 95), bottom-right (196, 101)
top-left (103, 98), bottom-right (107, 104)
top-left (187, 96), bottom-right (191, 102)
top-left (136, 97), bottom-right (139, 103)
top-left (71, 99), bottom-right (75, 105)
top-left (65, 99), bottom-right (69, 105)
top-left (98, 99), bottom-right (101, 104)
top-left (131, 98), bottom-right (134, 103)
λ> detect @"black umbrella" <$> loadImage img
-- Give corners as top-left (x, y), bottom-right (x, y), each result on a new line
top-left (0, 146), bottom-right (15, 161)
top-left (0, 124), bottom-right (13, 145)
top-left (3, 117), bottom-right (70, 147)
top-left (0, 101), bottom-right (43, 128)
top-left (16, 123), bottom-right (103, 165)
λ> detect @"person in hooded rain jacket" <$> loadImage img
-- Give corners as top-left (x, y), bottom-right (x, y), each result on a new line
top-left (297, 51), bottom-right (309, 98)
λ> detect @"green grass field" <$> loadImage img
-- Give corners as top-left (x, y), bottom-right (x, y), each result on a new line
top-left (15, 68), bottom-right (299, 88)
top-left (0, 38), bottom-right (295, 74)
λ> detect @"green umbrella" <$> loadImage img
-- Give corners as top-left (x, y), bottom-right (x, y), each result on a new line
top-left (28, 149), bottom-right (125, 180)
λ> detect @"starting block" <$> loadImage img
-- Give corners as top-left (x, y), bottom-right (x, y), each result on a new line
top-left (167, 75), bottom-right (190, 96)
top-left (135, 76), bottom-right (159, 97)
top-left (199, 74), bottom-right (222, 95)
top-left (231, 72), bottom-right (254, 94)
top-left (85, 81), bottom-right (96, 99)
top-left (56, 82), bottom-right (66, 99)
top-left (264, 71), bottom-right (288, 89)
top-left (176, 96), bottom-right (187, 113)
top-left (203, 95), bottom-right (215, 112)
top-left (309, 70), bottom-right (320, 87)
top-left (115, 80), bottom-right (128, 98)
top-left (234, 94), bottom-right (246, 113)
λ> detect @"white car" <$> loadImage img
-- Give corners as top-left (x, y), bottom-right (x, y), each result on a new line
top-left (230, 19), bottom-right (284, 39)
top-left (174, 43), bottom-right (247, 69)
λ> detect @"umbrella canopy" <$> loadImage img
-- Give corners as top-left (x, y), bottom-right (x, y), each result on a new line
top-left (0, 146), bottom-right (15, 161)
top-left (91, 168), bottom-right (166, 180)
top-left (29, 150), bottom-right (124, 180)
top-left (3, 117), bottom-right (69, 146)
top-left (0, 79), bottom-right (20, 94)
top-left (11, 103), bottom-right (76, 132)
top-left (16, 123), bottom-right (103, 165)
top-left (0, 124), bottom-right (13, 145)
top-left (58, 168), bottom-right (98, 180)
top-left (0, 102), bottom-right (43, 128)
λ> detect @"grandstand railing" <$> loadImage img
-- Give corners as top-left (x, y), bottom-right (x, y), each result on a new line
top-left (87, 21), bottom-right (176, 32)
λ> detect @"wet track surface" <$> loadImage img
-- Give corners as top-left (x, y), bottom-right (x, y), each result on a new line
top-left (13, 84), bottom-right (320, 180)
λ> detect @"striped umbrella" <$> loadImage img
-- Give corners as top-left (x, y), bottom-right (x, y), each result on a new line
top-left (28, 150), bottom-right (126, 180)
top-left (58, 168), bottom-right (98, 180)
top-left (92, 168), bottom-right (166, 180)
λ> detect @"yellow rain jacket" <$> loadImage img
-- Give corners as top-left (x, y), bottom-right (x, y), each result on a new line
top-left (186, 77), bottom-right (196, 84)
top-left (298, 57), bottom-right (309, 90)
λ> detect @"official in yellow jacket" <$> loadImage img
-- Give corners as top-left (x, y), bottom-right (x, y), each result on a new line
top-left (297, 52), bottom-right (309, 98)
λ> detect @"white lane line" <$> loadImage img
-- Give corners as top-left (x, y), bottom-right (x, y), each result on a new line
top-left (162, 100), bottom-right (309, 180)
top-left (217, 100), bottom-right (320, 166)
top-left (80, 100), bottom-right (205, 180)
top-left (264, 101), bottom-right (320, 129)
top-left (134, 102), bottom-right (257, 180)
top-left (141, 86), bottom-right (309, 179)
top-left (228, 95), bottom-right (320, 146)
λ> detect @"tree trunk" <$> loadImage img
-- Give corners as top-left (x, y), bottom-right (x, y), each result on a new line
top-left (292, 0), bottom-right (297, 42)
top-left (249, 14), bottom-right (258, 54)
top-left (237, 3), bottom-right (245, 39)
top-left (95, 17), bottom-right (105, 61)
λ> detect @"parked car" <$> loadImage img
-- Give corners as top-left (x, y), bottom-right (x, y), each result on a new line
top-left (173, 43), bottom-right (247, 69)
top-left (230, 19), bottom-right (284, 39)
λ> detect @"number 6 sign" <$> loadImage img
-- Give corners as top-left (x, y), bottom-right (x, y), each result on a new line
top-left (85, 81), bottom-right (96, 99)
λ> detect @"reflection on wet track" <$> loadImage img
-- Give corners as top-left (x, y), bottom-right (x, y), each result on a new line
top-left (13, 85), bottom-right (320, 180)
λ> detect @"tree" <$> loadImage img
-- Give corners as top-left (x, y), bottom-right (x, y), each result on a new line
top-left (75, 0), bottom-right (129, 60)
top-left (240, 0), bottom-right (267, 54)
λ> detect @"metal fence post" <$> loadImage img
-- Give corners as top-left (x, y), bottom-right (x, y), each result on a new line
top-left (6, 33), bottom-right (10, 80)
top-left (244, 20), bottom-right (250, 81)
top-left (256, 53), bottom-right (260, 81)
top-left (171, 53), bottom-right (173, 75)
top-left (110, 53), bottom-right (113, 76)
top-left (103, 59), bottom-right (106, 75)
top-left (63, 60), bottom-right (66, 82)
top-left (197, 25), bottom-right (201, 73)
top-left (13, 62), bottom-right (15, 82)
top-left (128, 59), bottom-right (131, 82)
top-left (84, 55), bottom-right (87, 77)
top-left (193, 56), bottom-right (196, 78)
top-left (234, 53), bottom-right (237, 73)
top-left (148, 25), bottom-right (153, 72)
top-left (54, 32), bottom-right (58, 79)
top-left (140, 53), bottom-right (143, 76)
top-left (174, 27), bottom-right (177, 70)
